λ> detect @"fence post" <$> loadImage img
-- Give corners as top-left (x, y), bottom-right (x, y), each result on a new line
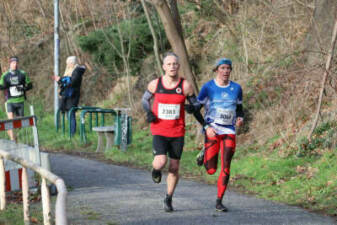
top-left (55, 179), bottom-right (67, 225)
top-left (95, 112), bottom-right (99, 127)
top-left (62, 112), bottom-right (65, 135)
top-left (22, 167), bottom-right (30, 225)
top-left (41, 178), bottom-right (51, 225)
top-left (56, 109), bottom-right (60, 132)
top-left (30, 106), bottom-right (41, 166)
top-left (0, 157), bottom-right (5, 210)
top-left (89, 113), bottom-right (92, 132)
top-left (101, 113), bottom-right (105, 126)
top-left (114, 112), bottom-right (121, 146)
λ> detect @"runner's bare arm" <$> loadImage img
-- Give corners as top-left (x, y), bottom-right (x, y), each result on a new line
top-left (182, 80), bottom-right (193, 97)
top-left (147, 79), bottom-right (158, 94)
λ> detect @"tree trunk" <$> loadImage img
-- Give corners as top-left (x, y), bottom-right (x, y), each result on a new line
top-left (305, 0), bottom-right (337, 64)
top-left (167, 0), bottom-right (184, 40)
top-left (148, 0), bottom-right (199, 93)
top-left (307, 18), bottom-right (337, 141)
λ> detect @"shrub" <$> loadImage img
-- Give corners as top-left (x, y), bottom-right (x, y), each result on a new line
top-left (77, 15), bottom-right (168, 77)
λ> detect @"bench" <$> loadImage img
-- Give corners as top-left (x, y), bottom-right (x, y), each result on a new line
top-left (92, 126), bottom-right (115, 152)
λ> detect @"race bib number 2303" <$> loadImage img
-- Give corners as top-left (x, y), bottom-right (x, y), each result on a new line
top-left (158, 103), bottom-right (180, 120)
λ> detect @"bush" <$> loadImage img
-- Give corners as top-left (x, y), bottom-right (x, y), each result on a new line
top-left (297, 121), bottom-right (337, 154)
top-left (77, 15), bottom-right (168, 77)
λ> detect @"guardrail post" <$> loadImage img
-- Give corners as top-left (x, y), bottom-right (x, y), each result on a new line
top-left (101, 113), bottom-right (105, 126)
top-left (56, 109), bottom-right (60, 132)
top-left (0, 157), bottom-right (5, 210)
top-left (95, 112), bottom-right (98, 127)
top-left (114, 111), bottom-right (121, 146)
top-left (22, 167), bottom-right (30, 225)
top-left (0, 149), bottom-right (68, 225)
top-left (41, 178), bottom-right (51, 225)
top-left (127, 116), bottom-right (132, 145)
top-left (89, 113), bottom-right (92, 132)
top-left (62, 112), bottom-right (65, 135)
top-left (80, 110), bottom-right (87, 143)
top-left (55, 179), bottom-right (67, 225)
top-left (30, 106), bottom-right (41, 166)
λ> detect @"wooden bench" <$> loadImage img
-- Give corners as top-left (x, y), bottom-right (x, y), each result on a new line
top-left (92, 126), bottom-right (115, 152)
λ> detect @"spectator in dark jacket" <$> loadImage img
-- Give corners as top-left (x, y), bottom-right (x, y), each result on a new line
top-left (52, 56), bottom-right (85, 135)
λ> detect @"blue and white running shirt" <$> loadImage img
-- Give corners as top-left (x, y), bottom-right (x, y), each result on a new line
top-left (198, 79), bottom-right (243, 135)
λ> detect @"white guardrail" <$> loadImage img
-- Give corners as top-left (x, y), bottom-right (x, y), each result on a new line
top-left (0, 149), bottom-right (67, 225)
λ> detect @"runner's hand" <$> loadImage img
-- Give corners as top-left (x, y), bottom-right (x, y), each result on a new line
top-left (205, 127), bottom-right (216, 137)
top-left (236, 117), bottom-right (243, 127)
top-left (146, 111), bottom-right (157, 123)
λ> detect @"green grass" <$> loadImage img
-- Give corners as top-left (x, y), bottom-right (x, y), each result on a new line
top-left (0, 203), bottom-right (43, 225)
top-left (231, 146), bottom-right (337, 215)
top-left (1, 106), bottom-right (336, 222)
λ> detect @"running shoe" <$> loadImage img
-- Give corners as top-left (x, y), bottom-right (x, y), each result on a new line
top-left (196, 148), bottom-right (205, 166)
top-left (151, 169), bottom-right (162, 184)
top-left (164, 195), bottom-right (173, 212)
top-left (215, 200), bottom-right (228, 212)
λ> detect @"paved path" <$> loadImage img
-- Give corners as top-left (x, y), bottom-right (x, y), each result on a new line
top-left (50, 153), bottom-right (336, 225)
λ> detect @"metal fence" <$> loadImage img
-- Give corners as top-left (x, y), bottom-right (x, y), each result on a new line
top-left (0, 149), bottom-right (67, 225)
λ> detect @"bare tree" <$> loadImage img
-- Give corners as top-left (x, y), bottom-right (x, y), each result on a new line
top-left (305, 0), bottom-right (337, 64)
top-left (307, 18), bottom-right (337, 141)
top-left (141, 0), bottom-right (163, 76)
top-left (147, 0), bottom-right (199, 93)
top-left (167, 0), bottom-right (184, 40)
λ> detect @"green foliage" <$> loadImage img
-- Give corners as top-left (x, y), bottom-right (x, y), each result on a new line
top-left (231, 142), bottom-right (337, 216)
top-left (10, 20), bottom-right (40, 40)
top-left (297, 121), bottom-right (337, 154)
top-left (77, 15), bottom-right (168, 76)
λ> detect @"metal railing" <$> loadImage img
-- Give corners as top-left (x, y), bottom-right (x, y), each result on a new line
top-left (56, 106), bottom-right (101, 136)
top-left (80, 108), bottom-right (117, 143)
top-left (0, 149), bottom-right (67, 225)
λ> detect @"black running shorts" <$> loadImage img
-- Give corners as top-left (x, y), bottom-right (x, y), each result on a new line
top-left (6, 102), bottom-right (24, 117)
top-left (152, 135), bottom-right (184, 160)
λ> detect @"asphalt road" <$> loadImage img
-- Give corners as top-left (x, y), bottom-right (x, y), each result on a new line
top-left (50, 153), bottom-right (336, 225)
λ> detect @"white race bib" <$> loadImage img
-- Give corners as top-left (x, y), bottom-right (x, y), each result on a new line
top-left (214, 108), bottom-right (235, 125)
top-left (9, 86), bottom-right (23, 97)
top-left (158, 103), bottom-right (180, 120)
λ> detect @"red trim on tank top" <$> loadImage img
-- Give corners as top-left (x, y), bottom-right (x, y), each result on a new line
top-left (181, 79), bottom-right (185, 96)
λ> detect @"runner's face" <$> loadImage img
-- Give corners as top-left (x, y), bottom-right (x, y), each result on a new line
top-left (9, 61), bottom-right (18, 71)
top-left (163, 56), bottom-right (179, 77)
top-left (216, 64), bottom-right (231, 83)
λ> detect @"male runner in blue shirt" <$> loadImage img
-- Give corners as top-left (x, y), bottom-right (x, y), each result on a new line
top-left (196, 58), bottom-right (244, 212)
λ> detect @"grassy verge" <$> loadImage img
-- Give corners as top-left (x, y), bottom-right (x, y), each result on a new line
top-left (36, 112), bottom-right (337, 218)
top-left (102, 125), bottom-right (337, 218)
top-left (0, 203), bottom-right (43, 225)
top-left (0, 107), bottom-right (336, 223)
